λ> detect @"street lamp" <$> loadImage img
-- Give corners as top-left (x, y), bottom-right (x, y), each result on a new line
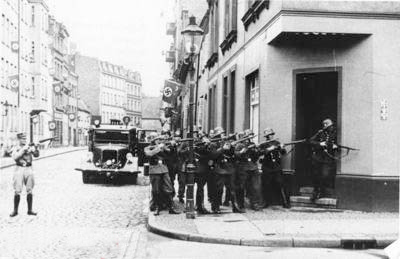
top-left (181, 16), bottom-right (204, 219)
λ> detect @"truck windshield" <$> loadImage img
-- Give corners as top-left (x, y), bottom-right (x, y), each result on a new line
top-left (94, 130), bottom-right (129, 144)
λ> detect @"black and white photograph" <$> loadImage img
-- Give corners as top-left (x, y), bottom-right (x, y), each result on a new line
top-left (0, 0), bottom-right (399, 258)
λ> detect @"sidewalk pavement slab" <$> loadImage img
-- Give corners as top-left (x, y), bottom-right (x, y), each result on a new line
top-left (147, 198), bottom-right (399, 248)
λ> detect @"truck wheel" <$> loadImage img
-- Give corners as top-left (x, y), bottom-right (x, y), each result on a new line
top-left (82, 172), bottom-right (90, 184)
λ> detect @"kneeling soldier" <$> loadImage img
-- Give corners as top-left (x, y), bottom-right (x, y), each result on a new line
top-left (10, 133), bottom-right (39, 217)
top-left (144, 133), bottom-right (180, 216)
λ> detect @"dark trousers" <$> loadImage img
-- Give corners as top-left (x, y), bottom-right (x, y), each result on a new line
top-left (167, 163), bottom-right (178, 196)
top-left (262, 170), bottom-right (290, 207)
top-left (311, 161), bottom-right (335, 197)
top-left (195, 173), bottom-right (208, 210)
top-left (150, 174), bottom-right (174, 210)
top-left (178, 171), bottom-right (186, 199)
top-left (234, 170), bottom-right (261, 209)
top-left (211, 173), bottom-right (233, 209)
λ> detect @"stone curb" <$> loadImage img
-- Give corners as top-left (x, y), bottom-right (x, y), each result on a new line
top-left (0, 148), bottom-right (86, 170)
top-left (147, 213), bottom-right (397, 248)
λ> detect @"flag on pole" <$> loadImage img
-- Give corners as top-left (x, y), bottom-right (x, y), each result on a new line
top-left (162, 79), bottom-right (182, 104)
top-left (8, 75), bottom-right (19, 91)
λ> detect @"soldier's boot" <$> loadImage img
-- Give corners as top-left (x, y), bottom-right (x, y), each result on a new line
top-left (211, 203), bottom-right (221, 214)
top-left (10, 194), bottom-right (20, 217)
top-left (168, 198), bottom-right (180, 214)
top-left (154, 206), bottom-right (161, 216)
top-left (231, 196), bottom-right (245, 213)
top-left (223, 188), bottom-right (231, 207)
top-left (237, 189), bottom-right (246, 211)
top-left (196, 204), bottom-right (210, 214)
top-left (280, 188), bottom-right (291, 209)
top-left (27, 194), bottom-right (37, 216)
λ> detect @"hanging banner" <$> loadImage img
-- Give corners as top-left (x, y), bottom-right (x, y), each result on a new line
top-left (8, 75), bottom-right (19, 91)
top-left (162, 79), bottom-right (182, 104)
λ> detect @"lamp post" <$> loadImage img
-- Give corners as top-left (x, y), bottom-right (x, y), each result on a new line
top-left (181, 16), bottom-right (204, 219)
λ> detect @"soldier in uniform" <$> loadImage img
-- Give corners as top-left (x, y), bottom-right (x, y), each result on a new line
top-left (309, 118), bottom-right (338, 201)
top-left (177, 137), bottom-right (190, 204)
top-left (193, 134), bottom-right (212, 214)
top-left (144, 132), bottom-right (180, 216)
top-left (161, 130), bottom-right (179, 198)
top-left (234, 130), bottom-right (262, 211)
top-left (211, 139), bottom-right (239, 213)
top-left (259, 128), bottom-right (291, 208)
top-left (10, 133), bottom-right (39, 217)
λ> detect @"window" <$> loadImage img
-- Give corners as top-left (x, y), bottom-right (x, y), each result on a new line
top-left (222, 76), bottom-right (228, 130)
top-left (31, 6), bottom-right (35, 27)
top-left (229, 70), bottom-right (236, 133)
top-left (31, 76), bottom-right (35, 97)
top-left (245, 70), bottom-right (260, 139)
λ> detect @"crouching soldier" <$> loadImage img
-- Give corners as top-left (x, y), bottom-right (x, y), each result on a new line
top-left (260, 128), bottom-right (291, 208)
top-left (10, 133), bottom-right (39, 217)
top-left (144, 133), bottom-right (180, 216)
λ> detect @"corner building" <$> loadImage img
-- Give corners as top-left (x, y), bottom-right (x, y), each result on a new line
top-left (196, 0), bottom-right (400, 212)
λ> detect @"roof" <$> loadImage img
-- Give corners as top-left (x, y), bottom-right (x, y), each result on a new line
top-left (78, 99), bottom-right (91, 113)
top-left (142, 96), bottom-right (163, 119)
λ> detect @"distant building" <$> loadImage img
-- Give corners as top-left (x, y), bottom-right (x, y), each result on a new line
top-left (125, 70), bottom-right (142, 127)
top-left (0, 0), bottom-right (53, 147)
top-left (141, 96), bottom-right (163, 131)
top-left (74, 54), bottom-right (142, 126)
top-left (77, 99), bottom-right (90, 146)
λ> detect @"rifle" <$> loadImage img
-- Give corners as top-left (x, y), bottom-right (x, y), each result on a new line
top-left (209, 133), bottom-right (237, 143)
top-left (283, 139), bottom-right (307, 147)
top-left (232, 134), bottom-right (258, 146)
top-left (29, 137), bottom-right (58, 146)
top-left (337, 144), bottom-right (359, 151)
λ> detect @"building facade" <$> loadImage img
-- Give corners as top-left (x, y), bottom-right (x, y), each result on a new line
top-left (1, 0), bottom-right (53, 150)
top-left (74, 54), bottom-right (142, 126)
top-left (165, 0), bottom-right (208, 133)
top-left (126, 70), bottom-right (142, 127)
top-left (186, 0), bottom-right (400, 212)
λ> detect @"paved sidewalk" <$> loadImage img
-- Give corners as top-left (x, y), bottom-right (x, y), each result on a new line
top-left (0, 146), bottom-right (86, 169)
top-left (148, 200), bottom-right (399, 248)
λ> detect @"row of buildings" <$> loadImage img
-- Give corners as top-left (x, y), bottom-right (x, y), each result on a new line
top-left (165, 0), bottom-right (400, 212)
top-left (0, 0), bottom-right (142, 151)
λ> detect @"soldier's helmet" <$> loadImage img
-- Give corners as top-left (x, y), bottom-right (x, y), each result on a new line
top-left (214, 126), bottom-right (225, 135)
top-left (161, 129), bottom-right (171, 136)
top-left (263, 128), bottom-right (275, 137)
top-left (174, 130), bottom-right (181, 138)
top-left (237, 131), bottom-right (245, 139)
top-left (16, 133), bottom-right (27, 140)
top-left (244, 129), bottom-right (254, 137)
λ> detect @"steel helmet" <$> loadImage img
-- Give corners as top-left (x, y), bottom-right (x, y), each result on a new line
top-left (263, 128), bottom-right (275, 137)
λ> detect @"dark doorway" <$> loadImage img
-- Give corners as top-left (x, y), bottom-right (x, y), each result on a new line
top-left (295, 71), bottom-right (339, 187)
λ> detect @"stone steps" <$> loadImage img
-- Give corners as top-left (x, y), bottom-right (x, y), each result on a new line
top-left (290, 187), bottom-right (338, 209)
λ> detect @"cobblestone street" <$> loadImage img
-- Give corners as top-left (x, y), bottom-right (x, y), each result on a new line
top-left (0, 150), bottom-right (149, 259)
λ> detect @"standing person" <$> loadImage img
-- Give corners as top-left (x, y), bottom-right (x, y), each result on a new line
top-left (10, 133), bottom-right (39, 217)
top-left (309, 118), bottom-right (338, 201)
top-left (161, 130), bottom-right (179, 198)
top-left (177, 139), bottom-right (190, 204)
top-left (212, 140), bottom-right (238, 213)
top-left (259, 128), bottom-right (291, 208)
top-left (144, 133), bottom-right (180, 216)
top-left (193, 135), bottom-right (212, 214)
top-left (234, 130), bottom-right (262, 211)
